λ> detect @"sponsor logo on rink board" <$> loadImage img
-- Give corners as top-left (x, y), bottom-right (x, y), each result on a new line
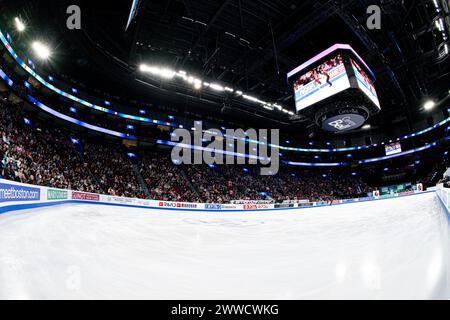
top-left (0, 183), bottom-right (40, 202)
top-left (205, 204), bottom-right (241, 210)
top-left (243, 204), bottom-right (270, 210)
top-left (205, 204), bottom-right (224, 210)
top-left (72, 191), bottom-right (100, 201)
top-left (47, 189), bottom-right (68, 200)
top-left (105, 196), bottom-right (134, 205)
top-left (159, 201), bottom-right (198, 209)
top-left (274, 203), bottom-right (295, 208)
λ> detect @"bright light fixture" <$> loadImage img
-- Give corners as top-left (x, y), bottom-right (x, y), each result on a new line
top-left (209, 83), bottom-right (224, 91)
top-left (159, 68), bottom-right (176, 79)
top-left (139, 64), bottom-right (175, 79)
top-left (139, 64), bottom-right (148, 72)
top-left (424, 100), bottom-right (436, 111)
top-left (32, 41), bottom-right (51, 59)
top-left (138, 63), bottom-right (291, 114)
top-left (14, 17), bottom-right (25, 32)
top-left (362, 124), bottom-right (371, 130)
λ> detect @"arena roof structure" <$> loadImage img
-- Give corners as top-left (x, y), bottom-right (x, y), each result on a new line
top-left (1, 0), bottom-right (449, 139)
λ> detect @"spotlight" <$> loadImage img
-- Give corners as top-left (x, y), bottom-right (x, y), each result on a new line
top-left (159, 68), bottom-right (175, 79)
top-left (139, 65), bottom-right (175, 79)
top-left (139, 64), bottom-right (148, 72)
top-left (14, 17), bottom-right (25, 32)
top-left (193, 80), bottom-right (202, 90)
top-left (209, 83), bottom-right (224, 91)
top-left (362, 124), bottom-right (371, 130)
top-left (423, 100), bottom-right (435, 111)
top-left (32, 41), bottom-right (51, 60)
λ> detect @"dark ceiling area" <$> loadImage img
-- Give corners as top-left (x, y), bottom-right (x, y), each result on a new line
top-left (1, 0), bottom-right (449, 136)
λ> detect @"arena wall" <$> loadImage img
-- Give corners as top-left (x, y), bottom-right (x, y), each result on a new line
top-left (0, 178), bottom-right (436, 215)
top-left (436, 184), bottom-right (450, 217)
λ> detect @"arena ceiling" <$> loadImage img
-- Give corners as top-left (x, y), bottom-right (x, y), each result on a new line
top-left (2, 0), bottom-right (450, 135)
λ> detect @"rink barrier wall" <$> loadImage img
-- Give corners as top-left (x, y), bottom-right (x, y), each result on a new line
top-left (436, 184), bottom-right (450, 218)
top-left (0, 178), bottom-right (436, 215)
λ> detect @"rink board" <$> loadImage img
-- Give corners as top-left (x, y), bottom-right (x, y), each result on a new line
top-left (1, 179), bottom-right (449, 299)
top-left (0, 178), bottom-right (440, 215)
top-left (0, 190), bottom-right (448, 299)
top-left (436, 184), bottom-right (450, 218)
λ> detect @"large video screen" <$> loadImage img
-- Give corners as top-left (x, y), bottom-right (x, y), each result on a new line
top-left (385, 142), bottom-right (402, 156)
top-left (351, 59), bottom-right (380, 109)
top-left (292, 54), bottom-right (351, 112)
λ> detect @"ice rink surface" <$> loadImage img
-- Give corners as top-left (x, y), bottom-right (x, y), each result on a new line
top-left (0, 192), bottom-right (449, 300)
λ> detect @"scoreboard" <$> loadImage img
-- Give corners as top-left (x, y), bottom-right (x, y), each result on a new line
top-left (287, 44), bottom-right (381, 132)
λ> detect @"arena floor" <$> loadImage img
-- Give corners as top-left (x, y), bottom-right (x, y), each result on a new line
top-left (0, 192), bottom-right (449, 300)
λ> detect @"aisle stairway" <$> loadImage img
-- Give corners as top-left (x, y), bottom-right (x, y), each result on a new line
top-left (132, 163), bottom-right (151, 199)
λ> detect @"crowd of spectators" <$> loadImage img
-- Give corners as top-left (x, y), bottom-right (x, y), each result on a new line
top-left (0, 98), bottom-right (97, 192)
top-left (184, 164), bottom-right (370, 203)
top-left (1, 97), bottom-right (372, 203)
top-left (139, 154), bottom-right (201, 202)
top-left (83, 143), bottom-right (145, 198)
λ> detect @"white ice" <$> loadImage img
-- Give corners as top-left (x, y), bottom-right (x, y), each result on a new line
top-left (0, 192), bottom-right (449, 300)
